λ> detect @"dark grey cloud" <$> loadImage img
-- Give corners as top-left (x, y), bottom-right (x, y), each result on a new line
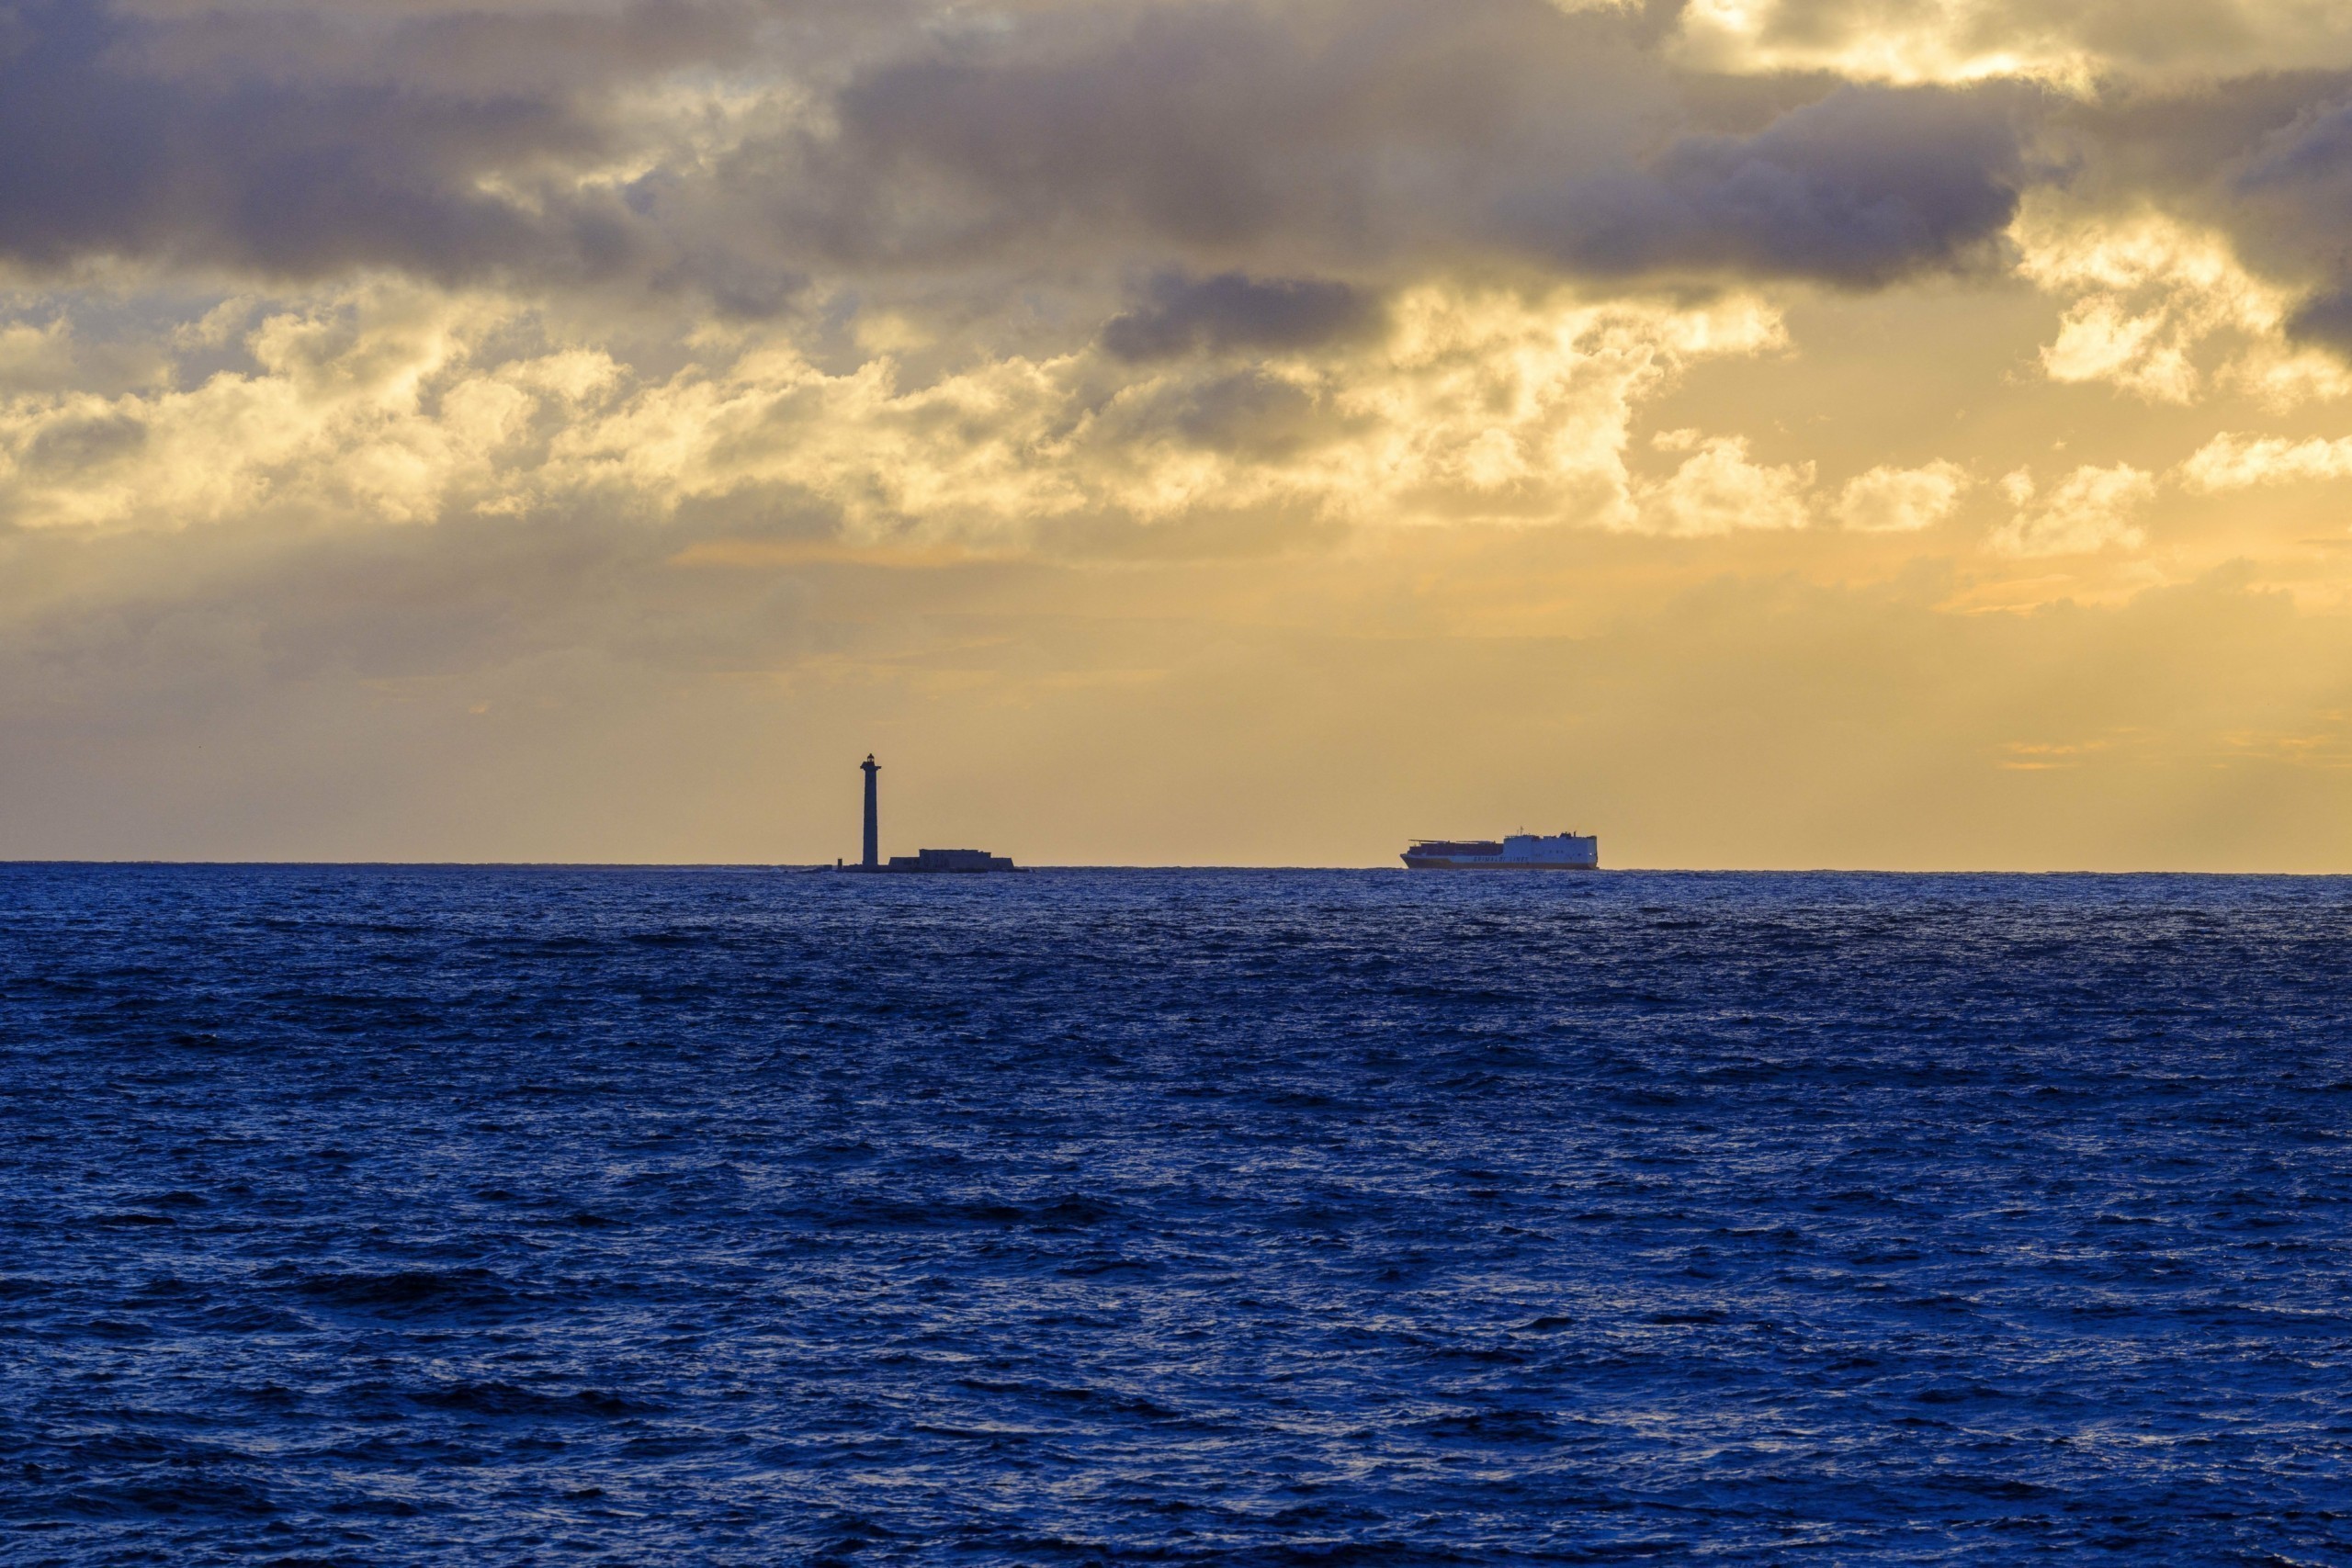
top-left (721, 0), bottom-right (2040, 294)
top-left (2230, 91), bottom-right (2352, 351)
top-left (1102, 273), bottom-right (1376, 361)
top-left (763, 0), bottom-right (1634, 266)
top-left (120, 0), bottom-right (767, 96)
top-left (0, 0), bottom-right (742, 283)
top-left (12, 0), bottom-right (2352, 327)
top-left (2286, 288), bottom-right (2352, 350)
top-left (1521, 85), bottom-right (2039, 286)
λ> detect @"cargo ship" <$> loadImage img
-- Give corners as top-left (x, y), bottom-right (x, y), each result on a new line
top-left (1402, 832), bottom-right (1600, 871)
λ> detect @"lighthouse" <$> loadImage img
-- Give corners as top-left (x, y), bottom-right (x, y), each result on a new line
top-left (846, 753), bottom-right (1018, 872)
top-left (861, 755), bottom-right (880, 869)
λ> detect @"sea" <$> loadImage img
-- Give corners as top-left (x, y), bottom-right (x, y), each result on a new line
top-left (2, 864), bottom-right (2348, 1566)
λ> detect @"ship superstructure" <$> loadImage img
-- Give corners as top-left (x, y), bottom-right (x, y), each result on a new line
top-left (1402, 832), bottom-right (1599, 871)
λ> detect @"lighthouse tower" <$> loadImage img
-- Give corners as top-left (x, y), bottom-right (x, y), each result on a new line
top-left (861, 755), bottom-right (880, 869)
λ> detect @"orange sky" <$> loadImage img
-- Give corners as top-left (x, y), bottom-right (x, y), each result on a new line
top-left (8, 0), bottom-right (2352, 866)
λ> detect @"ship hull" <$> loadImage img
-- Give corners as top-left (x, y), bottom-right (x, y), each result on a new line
top-left (1402, 858), bottom-right (1600, 871)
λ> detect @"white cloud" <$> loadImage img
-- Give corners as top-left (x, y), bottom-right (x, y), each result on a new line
top-left (0, 279), bottom-right (1792, 540)
top-left (2179, 433), bottom-right (2352, 491)
top-left (0, 284), bottom-right (617, 532)
top-left (1641, 435), bottom-right (1814, 536)
top-left (1835, 460), bottom-right (1970, 532)
top-left (2219, 342), bottom-right (2352, 411)
top-left (1674, 0), bottom-right (2103, 86)
top-left (2014, 201), bottom-right (2352, 409)
top-left (1671, 0), bottom-right (2352, 86)
top-left (1990, 463), bottom-right (2155, 557)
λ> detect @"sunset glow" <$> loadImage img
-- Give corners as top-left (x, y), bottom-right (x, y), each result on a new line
top-left (10, 0), bottom-right (2352, 866)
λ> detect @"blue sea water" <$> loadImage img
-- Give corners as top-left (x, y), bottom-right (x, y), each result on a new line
top-left (2, 865), bottom-right (2349, 1566)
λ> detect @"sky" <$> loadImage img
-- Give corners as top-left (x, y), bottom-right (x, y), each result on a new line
top-left (10, 1), bottom-right (2352, 867)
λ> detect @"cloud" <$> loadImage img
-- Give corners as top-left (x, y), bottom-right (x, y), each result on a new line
top-left (0, 0), bottom-right (2061, 340)
top-left (1524, 84), bottom-right (2035, 287)
top-left (776, 5), bottom-right (2040, 291)
top-left (2005, 199), bottom-right (2348, 407)
top-left (1672, 0), bottom-right (2352, 86)
top-left (0, 0), bottom-right (740, 285)
top-left (2016, 207), bottom-right (2273, 403)
top-left (2080, 75), bottom-right (2352, 371)
top-left (1835, 460), bottom-right (1970, 531)
top-left (0, 2), bottom-right (2324, 564)
top-left (1102, 273), bottom-right (1377, 363)
top-left (1991, 463), bottom-right (2155, 556)
top-left (2232, 93), bottom-right (2352, 344)
top-left (0, 277), bottom-right (1792, 538)
top-left (18, 0), bottom-right (2352, 350)
top-left (1641, 434), bottom-right (1815, 535)
top-left (0, 283), bottom-right (625, 531)
top-left (2179, 431), bottom-right (2352, 490)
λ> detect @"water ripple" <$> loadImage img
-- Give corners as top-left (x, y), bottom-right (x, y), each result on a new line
top-left (1, 866), bottom-right (2348, 1562)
